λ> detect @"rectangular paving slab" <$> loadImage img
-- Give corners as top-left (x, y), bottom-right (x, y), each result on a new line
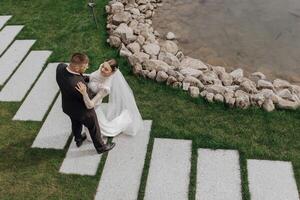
top-left (0, 25), bottom-right (23, 56)
top-left (95, 120), bottom-right (152, 200)
top-left (0, 15), bottom-right (12, 29)
top-left (0, 40), bottom-right (36, 85)
top-left (144, 138), bottom-right (192, 200)
top-left (196, 149), bottom-right (242, 200)
top-left (0, 51), bottom-right (52, 101)
top-left (32, 94), bottom-right (71, 149)
top-left (247, 159), bottom-right (299, 200)
top-left (59, 138), bottom-right (107, 176)
top-left (13, 63), bottom-right (60, 121)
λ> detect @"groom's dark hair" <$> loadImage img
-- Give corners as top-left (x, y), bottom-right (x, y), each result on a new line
top-left (70, 53), bottom-right (89, 67)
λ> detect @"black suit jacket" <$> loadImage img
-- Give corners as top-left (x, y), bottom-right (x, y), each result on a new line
top-left (56, 63), bottom-right (94, 120)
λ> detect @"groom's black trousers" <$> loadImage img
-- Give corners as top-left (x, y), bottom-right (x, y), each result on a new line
top-left (69, 110), bottom-right (105, 149)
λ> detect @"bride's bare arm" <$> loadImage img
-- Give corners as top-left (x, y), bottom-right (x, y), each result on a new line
top-left (75, 82), bottom-right (108, 109)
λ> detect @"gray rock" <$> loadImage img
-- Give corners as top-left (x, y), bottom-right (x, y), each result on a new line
top-left (200, 90), bottom-right (208, 98)
top-left (160, 40), bottom-right (179, 55)
top-left (143, 43), bottom-right (160, 55)
top-left (277, 89), bottom-right (296, 102)
top-left (166, 32), bottom-right (176, 40)
top-left (182, 82), bottom-right (190, 91)
top-left (235, 90), bottom-right (250, 109)
top-left (205, 85), bottom-right (226, 95)
top-left (263, 98), bottom-right (275, 112)
top-left (108, 35), bottom-right (122, 48)
top-left (140, 69), bottom-right (150, 78)
top-left (212, 66), bottom-right (226, 75)
top-left (130, 8), bottom-right (140, 15)
top-left (172, 81), bottom-right (182, 88)
top-left (257, 80), bottom-right (274, 90)
top-left (230, 68), bottom-right (244, 81)
top-left (183, 76), bottom-right (205, 89)
top-left (224, 93), bottom-right (236, 107)
top-left (175, 71), bottom-right (185, 82)
top-left (158, 52), bottom-right (180, 67)
top-left (143, 59), bottom-right (170, 72)
top-left (127, 42), bottom-right (141, 54)
top-left (147, 69), bottom-right (156, 80)
top-left (119, 44), bottom-right (132, 57)
top-left (128, 52), bottom-right (150, 66)
top-left (132, 63), bottom-right (142, 75)
top-left (179, 57), bottom-right (208, 70)
top-left (214, 94), bottom-right (224, 103)
top-left (111, 2), bottom-right (124, 13)
top-left (220, 72), bottom-right (233, 86)
top-left (276, 97), bottom-right (300, 110)
top-left (112, 12), bottom-right (132, 25)
top-left (205, 93), bottom-right (214, 103)
top-left (273, 79), bottom-right (291, 90)
top-left (250, 72), bottom-right (266, 83)
top-left (136, 35), bottom-right (146, 46)
top-left (250, 93), bottom-right (265, 107)
top-left (114, 23), bottom-right (136, 44)
top-left (166, 69), bottom-right (177, 77)
top-left (166, 76), bottom-right (177, 85)
top-left (156, 71), bottom-right (168, 82)
top-left (175, 51), bottom-right (185, 62)
top-left (180, 68), bottom-right (203, 78)
top-left (240, 79), bottom-right (257, 94)
top-left (189, 86), bottom-right (200, 98)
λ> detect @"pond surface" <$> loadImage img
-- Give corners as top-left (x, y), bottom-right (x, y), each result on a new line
top-left (152, 0), bottom-right (300, 84)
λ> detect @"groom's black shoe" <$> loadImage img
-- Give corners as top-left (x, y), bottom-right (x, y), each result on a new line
top-left (76, 134), bottom-right (87, 148)
top-left (96, 142), bottom-right (116, 154)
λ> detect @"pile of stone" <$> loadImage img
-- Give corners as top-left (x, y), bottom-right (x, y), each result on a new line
top-left (105, 0), bottom-right (300, 111)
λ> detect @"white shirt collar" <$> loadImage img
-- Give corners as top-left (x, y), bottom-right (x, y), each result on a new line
top-left (66, 65), bottom-right (81, 75)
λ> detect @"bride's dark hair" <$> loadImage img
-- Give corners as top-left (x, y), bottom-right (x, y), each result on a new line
top-left (105, 59), bottom-right (118, 72)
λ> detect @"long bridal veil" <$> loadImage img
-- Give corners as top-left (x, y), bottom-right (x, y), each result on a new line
top-left (103, 69), bottom-right (143, 136)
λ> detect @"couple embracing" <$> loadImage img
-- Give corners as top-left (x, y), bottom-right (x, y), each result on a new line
top-left (56, 53), bottom-right (143, 154)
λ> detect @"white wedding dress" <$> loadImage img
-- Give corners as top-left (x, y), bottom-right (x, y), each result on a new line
top-left (82, 66), bottom-right (143, 139)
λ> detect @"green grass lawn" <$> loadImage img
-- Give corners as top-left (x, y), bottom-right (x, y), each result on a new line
top-left (0, 0), bottom-right (299, 199)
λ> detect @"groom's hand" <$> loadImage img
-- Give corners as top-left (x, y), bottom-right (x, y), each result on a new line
top-left (75, 82), bottom-right (87, 95)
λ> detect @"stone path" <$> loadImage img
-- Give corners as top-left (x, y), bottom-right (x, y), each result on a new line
top-left (0, 25), bottom-right (23, 56)
top-left (13, 63), bottom-right (59, 121)
top-left (1, 15), bottom-right (299, 200)
top-left (248, 159), bottom-right (299, 200)
top-left (144, 138), bottom-right (192, 200)
top-left (196, 149), bottom-right (242, 200)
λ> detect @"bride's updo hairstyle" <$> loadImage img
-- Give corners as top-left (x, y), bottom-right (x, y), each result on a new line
top-left (106, 59), bottom-right (118, 72)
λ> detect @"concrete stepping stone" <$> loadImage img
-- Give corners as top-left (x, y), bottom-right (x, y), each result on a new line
top-left (0, 40), bottom-right (35, 85)
top-left (0, 15), bottom-right (12, 29)
top-left (0, 51), bottom-right (52, 102)
top-left (95, 120), bottom-right (152, 200)
top-left (32, 94), bottom-right (71, 149)
top-left (144, 138), bottom-right (192, 200)
top-left (247, 159), bottom-right (299, 200)
top-left (13, 63), bottom-right (60, 121)
top-left (196, 149), bottom-right (242, 200)
top-left (59, 138), bottom-right (107, 176)
top-left (0, 25), bottom-right (23, 56)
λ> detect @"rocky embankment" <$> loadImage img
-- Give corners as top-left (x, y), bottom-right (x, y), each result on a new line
top-left (105, 0), bottom-right (300, 111)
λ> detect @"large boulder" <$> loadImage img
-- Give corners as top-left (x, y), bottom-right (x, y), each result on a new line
top-left (147, 69), bottom-right (157, 80)
top-left (230, 68), bottom-right (243, 82)
top-left (205, 85), bottom-right (226, 95)
top-left (257, 80), bottom-right (274, 90)
top-left (273, 79), bottom-right (291, 90)
top-left (189, 86), bottom-right (200, 98)
top-left (127, 42), bottom-right (141, 54)
top-left (159, 40), bottom-right (179, 55)
top-left (156, 71), bottom-right (169, 82)
top-left (111, 2), bottom-right (125, 13)
top-left (143, 59), bottom-right (170, 72)
top-left (180, 68), bottom-right (203, 78)
top-left (183, 76), bottom-right (204, 89)
top-left (235, 90), bottom-right (250, 109)
top-left (276, 97), bottom-right (300, 110)
top-left (114, 23), bottom-right (136, 44)
top-left (179, 57), bottom-right (208, 71)
top-left (240, 79), bottom-right (257, 94)
top-left (119, 44), bottom-right (132, 57)
top-left (263, 98), bottom-right (275, 112)
top-left (142, 43), bottom-right (160, 55)
top-left (112, 12), bottom-right (132, 25)
top-left (108, 35), bottom-right (122, 48)
top-left (128, 52), bottom-right (150, 66)
top-left (158, 51), bottom-right (180, 67)
top-left (219, 72), bottom-right (233, 86)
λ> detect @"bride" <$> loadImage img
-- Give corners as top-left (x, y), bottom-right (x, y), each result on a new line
top-left (75, 59), bottom-right (143, 139)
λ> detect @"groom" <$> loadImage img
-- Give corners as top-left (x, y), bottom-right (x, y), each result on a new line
top-left (56, 53), bottom-right (115, 154)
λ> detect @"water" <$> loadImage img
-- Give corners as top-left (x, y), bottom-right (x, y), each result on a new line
top-left (152, 0), bottom-right (300, 84)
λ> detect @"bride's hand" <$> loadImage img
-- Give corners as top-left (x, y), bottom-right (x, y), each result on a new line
top-left (75, 82), bottom-right (87, 95)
